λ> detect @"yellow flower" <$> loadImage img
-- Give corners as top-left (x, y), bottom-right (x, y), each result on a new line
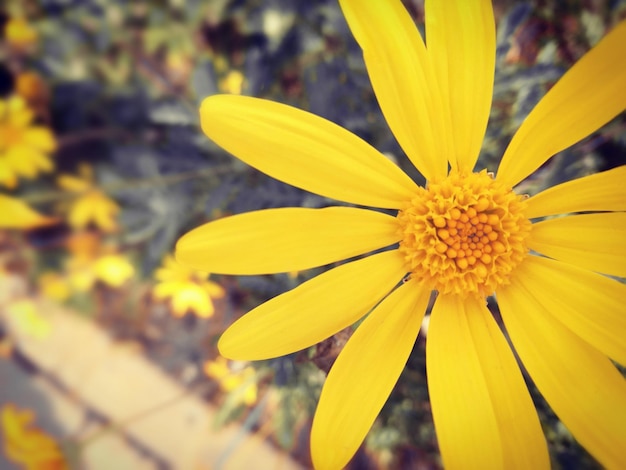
top-left (4, 17), bottom-right (38, 50)
top-left (1, 404), bottom-right (68, 470)
top-left (93, 254), bottom-right (135, 288)
top-left (204, 356), bottom-right (258, 406)
top-left (39, 272), bottom-right (71, 302)
top-left (176, 2), bottom-right (626, 469)
top-left (0, 96), bottom-right (56, 189)
top-left (153, 255), bottom-right (225, 318)
top-left (65, 232), bottom-right (134, 291)
top-left (165, 50), bottom-right (194, 87)
top-left (219, 70), bottom-right (246, 95)
top-left (57, 164), bottom-right (120, 233)
top-left (0, 194), bottom-right (56, 229)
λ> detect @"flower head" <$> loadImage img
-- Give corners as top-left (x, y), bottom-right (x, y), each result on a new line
top-left (57, 164), bottom-right (120, 233)
top-left (65, 232), bottom-right (134, 291)
top-left (39, 272), bottom-right (71, 302)
top-left (1, 404), bottom-right (68, 470)
top-left (204, 356), bottom-right (258, 406)
top-left (219, 70), bottom-right (246, 95)
top-left (176, 1), bottom-right (626, 469)
top-left (0, 96), bottom-right (56, 189)
top-left (4, 17), bottom-right (38, 50)
top-left (153, 255), bottom-right (225, 318)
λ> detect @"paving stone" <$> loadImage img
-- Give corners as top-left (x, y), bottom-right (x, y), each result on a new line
top-left (1, 297), bottom-right (305, 470)
top-left (0, 358), bottom-right (156, 470)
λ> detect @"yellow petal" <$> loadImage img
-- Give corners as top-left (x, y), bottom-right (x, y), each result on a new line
top-left (93, 208), bottom-right (118, 233)
top-left (22, 127), bottom-right (57, 152)
top-left (57, 174), bottom-right (90, 193)
top-left (94, 255), bottom-right (134, 287)
top-left (311, 278), bottom-right (430, 470)
top-left (176, 207), bottom-right (400, 275)
top-left (499, 280), bottom-right (626, 470)
top-left (505, 255), bottom-right (626, 367)
top-left (529, 212), bottom-right (626, 277)
top-left (39, 272), bottom-right (70, 302)
top-left (5, 97), bottom-right (34, 126)
top-left (497, 21), bottom-right (626, 187)
top-left (4, 18), bottom-right (38, 48)
top-left (91, 192), bottom-right (119, 232)
top-left (68, 267), bottom-right (95, 292)
top-left (427, 294), bottom-right (548, 469)
top-left (202, 281), bottom-right (225, 298)
top-left (152, 281), bottom-right (178, 299)
top-left (218, 250), bottom-right (407, 360)
top-left (0, 195), bottom-right (56, 229)
top-left (425, 0), bottom-right (495, 172)
top-left (339, 0), bottom-right (448, 181)
top-left (172, 286), bottom-right (213, 317)
top-left (5, 145), bottom-right (53, 177)
top-left (204, 357), bottom-right (229, 380)
top-left (0, 163), bottom-right (18, 189)
top-left (526, 165), bottom-right (626, 218)
top-left (200, 95), bottom-right (418, 209)
top-left (67, 197), bottom-right (93, 229)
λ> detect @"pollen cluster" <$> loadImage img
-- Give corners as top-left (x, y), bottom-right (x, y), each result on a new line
top-left (397, 170), bottom-right (531, 297)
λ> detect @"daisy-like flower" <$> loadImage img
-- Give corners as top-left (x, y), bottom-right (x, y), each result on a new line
top-left (153, 255), bottom-right (225, 318)
top-left (204, 355), bottom-right (258, 406)
top-left (0, 96), bottom-right (56, 189)
top-left (3, 17), bottom-right (38, 50)
top-left (57, 164), bottom-right (120, 233)
top-left (1, 404), bottom-right (68, 470)
top-left (39, 272), bottom-right (71, 302)
top-left (176, 1), bottom-right (626, 468)
top-left (219, 70), bottom-right (246, 95)
top-left (65, 232), bottom-right (134, 291)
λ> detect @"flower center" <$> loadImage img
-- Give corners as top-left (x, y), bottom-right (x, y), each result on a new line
top-left (396, 170), bottom-right (531, 297)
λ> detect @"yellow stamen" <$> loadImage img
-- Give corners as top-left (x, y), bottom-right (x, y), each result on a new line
top-left (397, 170), bottom-right (531, 297)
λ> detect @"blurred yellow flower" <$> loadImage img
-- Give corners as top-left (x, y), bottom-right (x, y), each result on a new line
top-left (57, 164), bottom-right (120, 233)
top-left (38, 272), bottom-right (71, 302)
top-left (0, 96), bottom-right (56, 189)
top-left (204, 356), bottom-right (257, 406)
top-left (153, 255), bottom-right (225, 318)
top-left (0, 194), bottom-right (56, 229)
top-left (1, 404), bottom-right (68, 470)
top-left (4, 17), bottom-right (38, 50)
top-left (65, 232), bottom-right (134, 291)
top-left (93, 254), bottom-right (135, 288)
top-left (165, 50), bottom-right (194, 87)
top-left (177, 2), bottom-right (626, 469)
top-left (219, 70), bottom-right (245, 95)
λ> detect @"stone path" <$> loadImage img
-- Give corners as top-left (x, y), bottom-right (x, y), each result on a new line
top-left (0, 289), bottom-right (305, 470)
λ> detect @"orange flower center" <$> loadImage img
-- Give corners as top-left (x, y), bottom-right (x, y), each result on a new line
top-left (396, 170), bottom-right (531, 297)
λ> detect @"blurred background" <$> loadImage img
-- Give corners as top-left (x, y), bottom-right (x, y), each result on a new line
top-left (1, 0), bottom-right (625, 468)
